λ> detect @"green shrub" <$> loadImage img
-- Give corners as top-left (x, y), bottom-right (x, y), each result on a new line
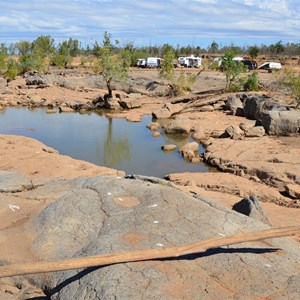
top-left (5, 58), bottom-right (20, 80)
top-left (241, 71), bottom-right (260, 91)
top-left (50, 53), bottom-right (72, 68)
top-left (282, 70), bottom-right (300, 106)
top-left (18, 54), bottom-right (45, 74)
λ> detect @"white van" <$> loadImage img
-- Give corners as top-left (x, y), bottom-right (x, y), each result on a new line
top-left (146, 57), bottom-right (162, 68)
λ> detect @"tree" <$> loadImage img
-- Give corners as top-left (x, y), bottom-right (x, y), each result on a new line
top-left (15, 40), bottom-right (32, 55)
top-left (94, 31), bottom-right (130, 97)
top-left (248, 46), bottom-right (259, 60)
top-left (159, 45), bottom-right (175, 81)
top-left (32, 35), bottom-right (55, 58)
top-left (208, 41), bottom-right (219, 54)
top-left (220, 50), bottom-right (245, 91)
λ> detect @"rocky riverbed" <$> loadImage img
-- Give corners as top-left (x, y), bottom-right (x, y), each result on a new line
top-left (0, 68), bottom-right (299, 299)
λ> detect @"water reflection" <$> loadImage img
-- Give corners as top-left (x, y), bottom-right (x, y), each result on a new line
top-left (103, 118), bottom-right (131, 166)
top-left (0, 108), bottom-right (211, 178)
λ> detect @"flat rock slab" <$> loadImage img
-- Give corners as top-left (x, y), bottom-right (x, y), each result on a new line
top-left (16, 176), bottom-right (300, 299)
top-left (0, 171), bottom-right (32, 192)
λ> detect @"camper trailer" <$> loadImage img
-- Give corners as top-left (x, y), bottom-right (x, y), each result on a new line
top-left (146, 57), bottom-right (162, 68)
top-left (136, 58), bottom-right (147, 68)
top-left (178, 55), bottom-right (201, 68)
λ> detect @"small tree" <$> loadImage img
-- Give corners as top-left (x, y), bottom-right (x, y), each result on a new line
top-left (94, 32), bottom-right (130, 97)
top-left (32, 35), bottom-right (55, 58)
top-left (282, 70), bottom-right (300, 107)
top-left (159, 45), bottom-right (196, 96)
top-left (220, 50), bottom-right (245, 91)
top-left (248, 46), bottom-right (259, 60)
top-left (159, 45), bottom-right (175, 81)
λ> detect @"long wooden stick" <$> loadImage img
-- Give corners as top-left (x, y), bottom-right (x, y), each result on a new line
top-left (1, 226), bottom-right (299, 278)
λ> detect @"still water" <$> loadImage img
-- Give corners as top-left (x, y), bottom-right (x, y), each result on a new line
top-left (0, 108), bottom-right (210, 178)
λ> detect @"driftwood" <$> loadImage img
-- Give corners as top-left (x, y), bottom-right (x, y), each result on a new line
top-left (0, 226), bottom-right (299, 278)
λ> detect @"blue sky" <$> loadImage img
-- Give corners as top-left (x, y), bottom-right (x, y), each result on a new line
top-left (0, 0), bottom-right (299, 48)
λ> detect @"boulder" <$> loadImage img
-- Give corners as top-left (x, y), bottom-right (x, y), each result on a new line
top-left (24, 72), bottom-right (51, 87)
top-left (222, 125), bottom-right (244, 138)
top-left (119, 97), bottom-right (141, 109)
top-left (105, 97), bottom-right (121, 110)
top-left (225, 96), bottom-right (244, 116)
top-left (58, 106), bottom-right (74, 113)
top-left (164, 118), bottom-right (191, 134)
top-left (179, 142), bottom-right (199, 154)
top-left (262, 111), bottom-right (300, 135)
top-left (243, 94), bottom-right (268, 120)
top-left (161, 144), bottom-right (177, 151)
top-left (199, 105), bottom-right (214, 112)
top-left (146, 122), bottom-right (160, 131)
top-left (183, 150), bottom-right (196, 160)
top-left (152, 131), bottom-right (161, 137)
top-left (152, 108), bottom-right (172, 119)
top-left (192, 129), bottom-right (206, 142)
top-left (232, 195), bottom-right (269, 225)
top-left (244, 126), bottom-right (265, 137)
top-left (284, 184), bottom-right (300, 199)
top-left (165, 102), bottom-right (184, 115)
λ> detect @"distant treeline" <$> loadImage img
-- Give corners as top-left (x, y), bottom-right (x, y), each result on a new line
top-left (1, 35), bottom-right (300, 59)
top-left (1, 35), bottom-right (300, 80)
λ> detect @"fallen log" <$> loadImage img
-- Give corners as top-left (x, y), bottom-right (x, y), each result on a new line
top-left (0, 226), bottom-right (299, 278)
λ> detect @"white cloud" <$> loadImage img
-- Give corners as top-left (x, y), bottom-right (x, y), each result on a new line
top-left (0, 0), bottom-right (299, 45)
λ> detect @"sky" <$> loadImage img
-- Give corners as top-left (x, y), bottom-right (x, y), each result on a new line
top-left (0, 0), bottom-right (299, 48)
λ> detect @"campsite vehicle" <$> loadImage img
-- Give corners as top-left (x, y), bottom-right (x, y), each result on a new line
top-left (240, 60), bottom-right (258, 71)
top-left (136, 58), bottom-right (147, 68)
top-left (258, 62), bottom-right (282, 72)
top-left (178, 55), bottom-right (202, 68)
top-left (146, 57), bottom-right (162, 68)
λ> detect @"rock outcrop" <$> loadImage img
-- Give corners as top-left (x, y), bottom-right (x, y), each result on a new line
top-left (5, 175), bottom-right (296, 299)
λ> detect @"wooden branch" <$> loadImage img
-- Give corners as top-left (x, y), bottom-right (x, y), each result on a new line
top-left (0, 226), bottom-right (299, 278)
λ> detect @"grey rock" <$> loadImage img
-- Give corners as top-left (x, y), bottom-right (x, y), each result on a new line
top-left (262, 110), bottom-right (300, 135)
top-left (0, 171), bottom-right (33, 192)
top-left (24, 176), bottom-right (300, 299)
top-left (232, 195), bottom-right (269, 224)
top-left (225, 96), bottom-right (244, 116)
top-left (243, 94), bottom-right (268, 120)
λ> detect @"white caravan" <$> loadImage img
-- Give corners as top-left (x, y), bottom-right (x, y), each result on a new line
top-left (146, 57), bottom-right (162, 68)
top-left (178, 55), bottom-right (202, 68)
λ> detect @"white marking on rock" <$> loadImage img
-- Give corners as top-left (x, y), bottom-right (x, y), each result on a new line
top-left (156, 243), bottom-right (164, 247)
top-left (119, 198), bottom-right (124, 201)
top-left (265, 264), bottom-right (271, 268)
top-left (153, 221), bottom-right (159, 224)
top-left (218, 233), bottom-right (226, 236)
top-left (148, 204), bottom-right (158, 208)
top-left (9, 205), bottom-right (20, 212)
top-left (107, 192), bottom-right (112, 196)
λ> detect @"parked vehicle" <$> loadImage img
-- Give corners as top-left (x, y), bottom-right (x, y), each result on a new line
top-left (136, 58), bottom-right (147, 68)
top-left (258, 62), bottom-right (282, 72)
top-left (178, 55), bottom-right (202, 68)
top-left (240, 60), bottom-right (258, 71)
top-left (146, 57), bottom-right (162, 68)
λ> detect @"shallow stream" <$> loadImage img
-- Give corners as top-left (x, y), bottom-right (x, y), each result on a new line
top-left (0, 108), bottom-right (211, 178)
